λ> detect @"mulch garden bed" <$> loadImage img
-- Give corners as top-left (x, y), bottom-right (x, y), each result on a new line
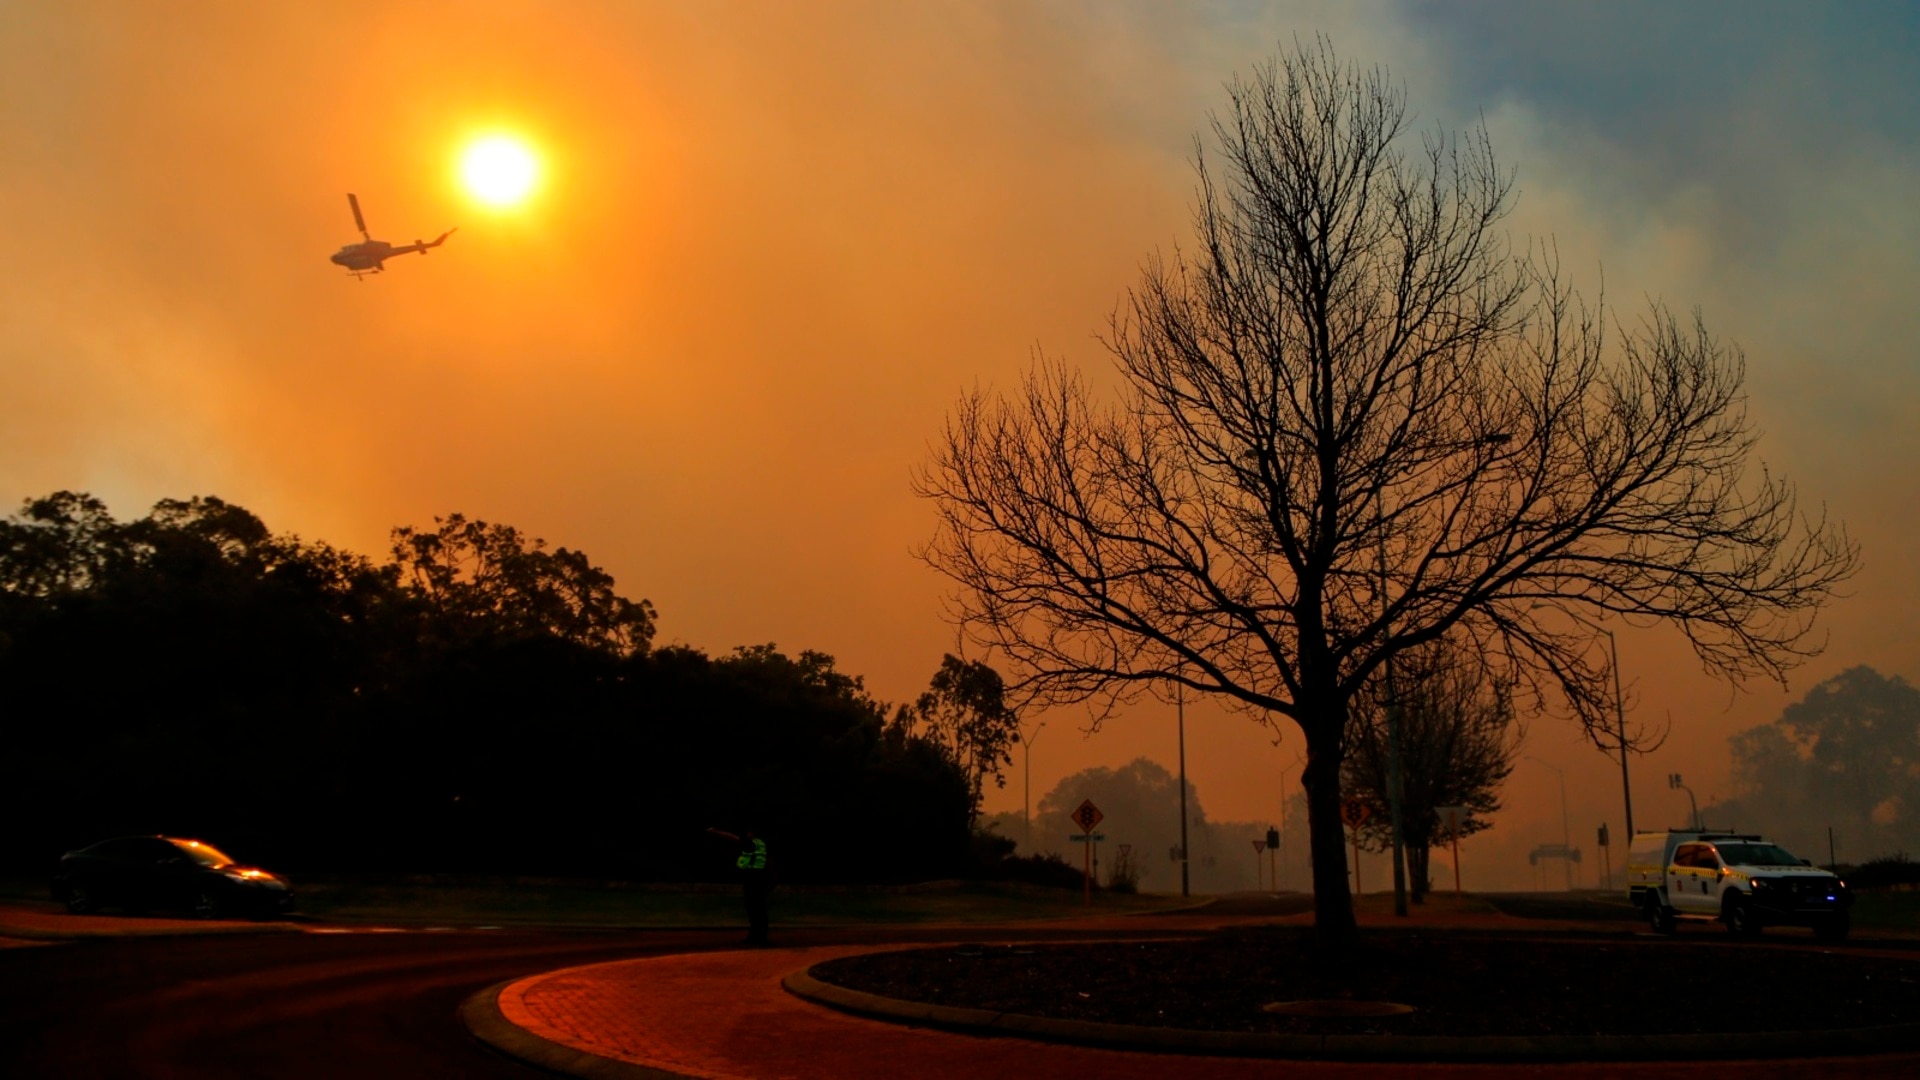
top-left (808, 929), bottom-right (1920, 1038)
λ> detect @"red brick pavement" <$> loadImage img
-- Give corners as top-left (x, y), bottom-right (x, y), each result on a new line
top-left (489, 911), bottom-right (1920, 1080)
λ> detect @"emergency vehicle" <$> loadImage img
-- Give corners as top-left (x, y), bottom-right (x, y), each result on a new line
top-left (1627, 830), bottom-right (1851, 940)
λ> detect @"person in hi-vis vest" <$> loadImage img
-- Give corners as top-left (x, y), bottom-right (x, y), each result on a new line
top-left (706, 826), bottom-right (771, 945)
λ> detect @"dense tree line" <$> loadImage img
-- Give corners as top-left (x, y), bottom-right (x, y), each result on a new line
top-left (0, 492), bottom-right (972, 882)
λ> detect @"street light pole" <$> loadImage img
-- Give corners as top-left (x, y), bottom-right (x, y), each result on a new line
top-left (1527, 755), bottom-right (1574, 890)
top-left (1669, 772), bottom-right (1700, 830)
top-left (1177, 683), bottom-right (1190, 898)
top-left (1602, 628), bottom-right (1635, 840)
top-left (1022, 720), bottom-right (1046, 853)
top-left (1378, 489), bottom-right (1409, 917)
top-left (1370, 433), bottom-right (1507, 917)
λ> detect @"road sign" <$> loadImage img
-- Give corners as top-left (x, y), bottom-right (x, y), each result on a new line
top-left (1068, 833), bottom-right (1106, 842)
top-left (1071, 804), bottom-right (1104, 907)
top-left (1252, 839), bottom-right (1267, 853)
top-left (1341, 800), bottom-right (1371, 828)
top-left (1597, 823), bottom-right (1611, 848)
top-left (1265, 827), bottom-right (1280, 849)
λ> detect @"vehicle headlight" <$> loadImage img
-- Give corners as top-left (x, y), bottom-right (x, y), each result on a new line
top-left (223, 868), bottom-right (277, 885)
top-left (1750, 878), bottom-right (1772, 890)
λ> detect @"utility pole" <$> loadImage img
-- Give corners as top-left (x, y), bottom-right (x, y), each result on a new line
top-left (1378, 490), bottom-right (1409, 918)
top-left (1177, 683), bottom-right (1190, 898)
top-left (1603, 628), bottom-right (1635, 840)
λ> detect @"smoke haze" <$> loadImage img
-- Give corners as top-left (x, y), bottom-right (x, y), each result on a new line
top-left (5, 2), bottom-right (1916, 888)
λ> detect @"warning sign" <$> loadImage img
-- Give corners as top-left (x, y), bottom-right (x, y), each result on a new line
top-left (1070, 799), bottom-right (1104, 833)
top-left (1341, 800), bottom-right (1372, 828)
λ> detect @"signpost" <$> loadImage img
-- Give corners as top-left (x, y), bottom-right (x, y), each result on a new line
top-left (1251, 838), bottom-right (1267, 890)
top-left (1341, 800), bottom-right (1371, 896)
top-left (1071, 799), bottom-right (1104, 905)
top-left (1598, 822), bottom-right (1612, 891)
top-left (1265, 827), bottom-right (1280, 893)
top-left (1435, 805), bottom-right (1468, 896)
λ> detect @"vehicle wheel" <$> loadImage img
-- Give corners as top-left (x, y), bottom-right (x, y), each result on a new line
top-left (1724, 894), bottom-right (1761, 938)
top-left (1647, 898), bottom-right (1676, 935)
top-left (63, 880), bottom-right (96, 915)
top-left (1814, 913), bottom-right (1851, 942)
top-left (192, 888), bottom-right (221, 920)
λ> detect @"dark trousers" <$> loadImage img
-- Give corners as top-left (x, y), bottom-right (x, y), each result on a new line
top-left (742, 874), bottom-right (771, 944)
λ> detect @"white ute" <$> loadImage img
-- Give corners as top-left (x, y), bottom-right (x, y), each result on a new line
top-left (1627, 831), bottom-right (1852, 940)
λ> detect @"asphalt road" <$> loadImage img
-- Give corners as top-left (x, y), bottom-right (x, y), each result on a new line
top-left (0, 927), bottom-right (730, 1078)
top-left (0, 891), bottom-right (1816, 1079)
top-left (0, 917), bottom-right (1249, 1079)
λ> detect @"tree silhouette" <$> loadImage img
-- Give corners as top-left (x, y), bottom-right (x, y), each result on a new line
top-left (390, 513), bottom-right (655, 655)
top-left (1342, 634), bottom-right (1522, 901)
top-left (890, 655), bottom-right (1019, 825)
top-left (1722, 666), bottom-right (1920, 860)
top-left (916, 39), bottom-right (1858, 943)
top-left (0, 493), bottom-right (974, 881)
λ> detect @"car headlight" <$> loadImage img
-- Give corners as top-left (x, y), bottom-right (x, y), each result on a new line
top-left (222, 868), bottom-right (278, 885)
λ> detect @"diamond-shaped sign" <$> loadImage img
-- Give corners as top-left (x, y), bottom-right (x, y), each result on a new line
top-left (1071, 799), bottom-right (1104, 833)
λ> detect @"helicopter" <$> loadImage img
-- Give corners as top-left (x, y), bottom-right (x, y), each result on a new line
top-left (329, 193), bottom-right (455, 277)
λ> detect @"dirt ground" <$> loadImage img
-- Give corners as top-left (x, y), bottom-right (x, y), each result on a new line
top-left (810, 926), bottom-right (1920, 1038)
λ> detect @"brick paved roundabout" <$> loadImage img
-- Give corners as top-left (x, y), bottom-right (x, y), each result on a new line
top-left (463, 934), bottom-right (1920, 1080)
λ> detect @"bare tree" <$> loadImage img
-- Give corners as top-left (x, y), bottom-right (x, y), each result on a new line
top-left (1342, 634), bottom-right (1523, 902)
top-left (914, 38), bottom-right (1857, 944)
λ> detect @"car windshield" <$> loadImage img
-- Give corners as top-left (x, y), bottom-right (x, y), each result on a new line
top-left (167, 839), bottom-right (235, 868)
top-left (1714, 843), bottom-right (1804, 867)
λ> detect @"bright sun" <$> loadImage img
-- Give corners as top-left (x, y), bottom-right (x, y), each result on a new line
top-left (459, 136), bottom-right (541, 206)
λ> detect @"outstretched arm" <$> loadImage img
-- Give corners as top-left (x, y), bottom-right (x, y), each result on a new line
top-left (705, 827), bottom-right (739, 843)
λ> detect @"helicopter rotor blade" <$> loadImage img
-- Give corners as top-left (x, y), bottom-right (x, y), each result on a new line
top-left (347, 193), bottom-right (369, 240)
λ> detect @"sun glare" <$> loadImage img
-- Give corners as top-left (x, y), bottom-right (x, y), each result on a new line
top-left (459, 135), bottom-right (541, 206)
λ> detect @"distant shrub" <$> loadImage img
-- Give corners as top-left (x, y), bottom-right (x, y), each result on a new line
top-left (965, 826), bottom-right (1018, 874)
top-left (1843, 854), bottom-right (1920, 891)
top-left (993, 852), bottom-right (1085, 890)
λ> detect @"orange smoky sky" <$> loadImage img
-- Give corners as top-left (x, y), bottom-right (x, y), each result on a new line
top-left (4, 2), bottom-right (1917, 888)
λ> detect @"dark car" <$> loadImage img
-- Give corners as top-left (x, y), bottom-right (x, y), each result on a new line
top-left (51, 836), bottom-right (294, 918)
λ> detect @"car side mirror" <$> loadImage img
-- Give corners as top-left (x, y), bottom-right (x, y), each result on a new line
top-left (1802, 859), bottom-right (1812, 866)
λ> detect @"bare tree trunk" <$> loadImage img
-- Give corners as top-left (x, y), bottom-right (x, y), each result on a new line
top-left (1408, 844), bottom-right (1431, 904)
top-left (1301, 712), bottom-right (1357, 945)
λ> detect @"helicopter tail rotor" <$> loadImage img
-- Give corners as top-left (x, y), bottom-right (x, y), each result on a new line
top-left (347, 193), bottom-right (369, 241)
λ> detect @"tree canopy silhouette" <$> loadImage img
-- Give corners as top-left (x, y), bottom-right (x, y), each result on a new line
top-left (0, 491), bottom-right (971, 881)
top-left (889, 655), bottom-right (1020, 825)
top-left (1719, 666), bottom-right (1920, 862)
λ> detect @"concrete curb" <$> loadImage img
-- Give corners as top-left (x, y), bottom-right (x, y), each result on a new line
top-left (458, 980), bottom-right (693, 1080)
top-left (783, 965), bottom-right (1920, 1062)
